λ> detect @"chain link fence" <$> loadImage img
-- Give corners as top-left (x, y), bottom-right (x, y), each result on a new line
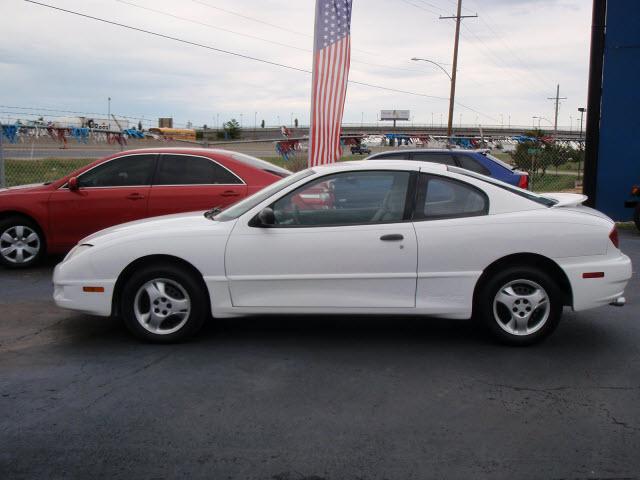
top-left (495, 138), bottom-right (583, 193)
top-left (1, 125), bottom-right (583, 194)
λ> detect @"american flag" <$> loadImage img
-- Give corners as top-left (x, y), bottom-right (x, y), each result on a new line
top-left (308, 0), bottom-right (353, 167)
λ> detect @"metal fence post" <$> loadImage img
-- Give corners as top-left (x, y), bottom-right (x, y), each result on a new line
top-left (0, 123), bottom-right (6, 188)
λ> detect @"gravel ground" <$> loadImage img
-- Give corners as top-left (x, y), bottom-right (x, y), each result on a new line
top-left (1, 230), bottom-right (639, 479)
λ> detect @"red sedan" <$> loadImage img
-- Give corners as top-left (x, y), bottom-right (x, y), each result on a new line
top-left (0, 148), bottom-right (290, 268)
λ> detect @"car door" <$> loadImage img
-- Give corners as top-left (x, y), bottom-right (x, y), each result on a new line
top-left (47, 154), bottom-right (156, 248)
top-left (147, 154), bottom-right (247, 217)
top-left (225, 169), bottom-right (419, 309)
top-left (411, 172), bottom-right (490, 314)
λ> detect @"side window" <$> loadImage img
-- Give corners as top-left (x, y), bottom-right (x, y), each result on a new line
top-left (456, 155), bottom-right (490, 175)
top-left (412, 152), bottom-right (456, 166)
top-left (77, 154), bottom-right (156, 187)
top-left (155, 155), bottom-right (243, 185)
top-left (270, 171), bottom-right (411, 227)
top-left (370, 152), bottom-right (410, 160)
top-left (416, 174), bottom-right (488, 220)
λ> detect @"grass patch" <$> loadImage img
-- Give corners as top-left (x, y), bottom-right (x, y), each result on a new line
top-left (530, 173), bottom-right (578, 192)
top-left (4, 158), bottom-right (93, 187)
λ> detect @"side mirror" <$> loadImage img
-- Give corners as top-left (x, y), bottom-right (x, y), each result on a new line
top-left (68, 176), bottom-right (79, 191)
top-left (257, 207), bottom-right (276, 227)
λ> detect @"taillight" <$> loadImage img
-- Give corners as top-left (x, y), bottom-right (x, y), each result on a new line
top-left (518, 174), bottom-right (529, 190)
top-left (632, 185), bottom-right (640, 196)
top-left (609, 227), bottom-right (619, 249)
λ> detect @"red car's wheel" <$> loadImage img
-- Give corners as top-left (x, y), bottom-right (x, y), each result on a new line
top-left (0, 216), bottom-right (45, 268)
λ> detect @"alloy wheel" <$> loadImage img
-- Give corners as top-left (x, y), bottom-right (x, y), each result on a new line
top-left (492, 279), bottom-right (550, 336)
top-left (133, 278), bottom-right (191, 335)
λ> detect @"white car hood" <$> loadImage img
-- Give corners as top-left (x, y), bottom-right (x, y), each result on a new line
top-left (81, 211), bottom-right (232, 245)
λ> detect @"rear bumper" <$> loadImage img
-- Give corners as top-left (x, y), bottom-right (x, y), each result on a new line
top-left (624, 199), bottom-right (638, 208)
top-left (560, 254), bottom-right (633, 311)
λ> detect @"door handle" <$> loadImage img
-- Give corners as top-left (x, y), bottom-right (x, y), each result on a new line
top-left (380, 234), bottom-right (404, 241)
top-left (126, 193), bottom-right (145, 200)
top-left (221, 190), bottom-right (240, 197)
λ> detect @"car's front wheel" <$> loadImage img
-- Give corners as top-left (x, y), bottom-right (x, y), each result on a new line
top-left (120, 263), bottom-right (209, 342)
top-left (475, 266), bottom-right (563, 345)
top-left (0, 216), bottom-right (45, 268)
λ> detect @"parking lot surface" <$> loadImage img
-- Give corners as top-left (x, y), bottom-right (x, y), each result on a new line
top-left (1, 230), bottom-right (639, 479)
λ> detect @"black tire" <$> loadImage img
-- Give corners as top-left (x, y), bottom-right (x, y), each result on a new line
top-left (0, 216), bottom-right (46, 268)
top-left (475, 266), bottom-right (563, 346)
top-left (634, 204), bottom-right (640, 232)
top-left (120, 263), bottom-right (209, 343)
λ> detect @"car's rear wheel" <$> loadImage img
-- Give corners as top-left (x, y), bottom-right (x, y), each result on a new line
top-left (476, 266), bottom-right (563, 345)
top-left (0, 216), bottom-right (45, 268)
top-left (120, 263), bottom-right (208, 343)
top-left (634, 204), bottom-right (640, 232)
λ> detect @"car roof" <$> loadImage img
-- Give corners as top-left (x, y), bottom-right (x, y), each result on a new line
top-left (313, 159), bottom-right (448, 174)
top-left (368, 148), bottom-right (485, 158)
top-left (112, 147), bottom-right (236, 156)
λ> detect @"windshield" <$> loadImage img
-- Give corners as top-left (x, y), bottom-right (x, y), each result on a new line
top-left (214, 169), bottom-right (315, 221)
top-left (447, 166), bottom-right (557, 207)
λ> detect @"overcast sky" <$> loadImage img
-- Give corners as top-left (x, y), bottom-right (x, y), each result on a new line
top-left (1, 0), bottom-right (592, 129)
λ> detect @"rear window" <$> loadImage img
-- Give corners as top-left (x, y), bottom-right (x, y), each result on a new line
top-left (230, 152), bottom-right (291, 177)
top-left (447, 166), bottom-right (557, 207)
top-left (456, 155), bottom-right (490, 174)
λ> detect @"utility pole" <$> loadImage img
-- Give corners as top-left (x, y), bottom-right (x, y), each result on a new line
top-left (440, 0), bottom-right (477, 138)
top-left (547, 84), bottom-right (566, 135)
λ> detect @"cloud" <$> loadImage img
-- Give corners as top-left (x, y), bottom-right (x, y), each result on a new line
top-left (0, 0), bottom-right (591, 128)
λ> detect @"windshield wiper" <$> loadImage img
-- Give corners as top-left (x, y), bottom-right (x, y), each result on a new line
top-left (204, 205), bottom-right (223, 220)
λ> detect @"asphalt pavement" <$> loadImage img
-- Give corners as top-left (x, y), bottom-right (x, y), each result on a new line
top-left (1, 230), bottom-right (639, 479)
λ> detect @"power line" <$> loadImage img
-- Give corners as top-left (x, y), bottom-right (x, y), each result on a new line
top-left (23, 0), bottom-right (499, 123)
top-left (189, 0), bottom-right (309, 38)
top-left (114, 0), bottom-right (441, 76)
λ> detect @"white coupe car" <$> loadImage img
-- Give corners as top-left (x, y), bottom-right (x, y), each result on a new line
top-left (53, 160), bottom-right (632, 345)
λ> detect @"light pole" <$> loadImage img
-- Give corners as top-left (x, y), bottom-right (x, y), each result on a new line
top-left (254, 112), bottom-right (257, 131)
top-left (240, 113), bottom-right (243, 128)
top-left (412, 57), bottom-right (453, 135)
top-left (107, 97), bottom-right (111, 130)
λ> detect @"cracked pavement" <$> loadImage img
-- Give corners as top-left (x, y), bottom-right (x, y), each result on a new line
top-left (1, 230), bottom-right (639, 479)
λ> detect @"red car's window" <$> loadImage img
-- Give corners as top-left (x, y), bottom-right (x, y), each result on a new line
top-left (78, 154), bottom-right (156, 187)
top-left (155, 154), bottom-right (243, 185)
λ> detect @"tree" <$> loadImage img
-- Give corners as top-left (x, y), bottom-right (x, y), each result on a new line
top-left (294, 118), bottom-right (299, 128)
top-left (137, 120), bottom-right (143, 131)
top-left (223, 118), bottom-right (241, 139)
top-left (260, 119), bottom-right (265, 128)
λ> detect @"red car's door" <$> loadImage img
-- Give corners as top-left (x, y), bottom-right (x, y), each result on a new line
top-left (48, 154), bottom-right (157, 249)
top-left (147, 154), bottom-right (247, 217)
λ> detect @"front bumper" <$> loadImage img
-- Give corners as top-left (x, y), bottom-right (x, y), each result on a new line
top-left (560, 254), bottom-right (633, 311)
top-left (53, 263), bottom-right (114, 316)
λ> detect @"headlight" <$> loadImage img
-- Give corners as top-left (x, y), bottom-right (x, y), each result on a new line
top-left (64, 243), bottom-right (93, 262)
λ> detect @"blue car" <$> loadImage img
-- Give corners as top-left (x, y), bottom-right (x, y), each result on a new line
top-left (366, 149), bottom-right (529, 189)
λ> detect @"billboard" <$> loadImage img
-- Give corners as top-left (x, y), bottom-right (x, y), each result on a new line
top-left (380, 110), bottom-right (410, 121)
